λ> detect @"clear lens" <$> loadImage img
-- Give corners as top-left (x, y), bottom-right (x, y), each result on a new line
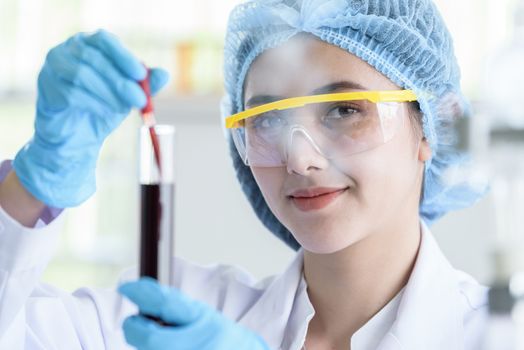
top-left (231, 100), bottom-right (404, 167)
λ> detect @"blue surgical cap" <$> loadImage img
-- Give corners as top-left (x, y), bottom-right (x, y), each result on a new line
top-left (221, 0), bottom-right (487, 250)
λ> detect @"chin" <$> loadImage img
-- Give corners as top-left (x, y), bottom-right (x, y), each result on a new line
top-left (292, 224), bottom-right (361, 255)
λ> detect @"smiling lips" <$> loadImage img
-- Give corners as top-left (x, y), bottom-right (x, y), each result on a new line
top-left (289, 187), bottom-right (348, 212)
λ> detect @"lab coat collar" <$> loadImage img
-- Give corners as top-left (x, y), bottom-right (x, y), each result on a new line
top-left (238, 248), bottom-right (310, 350)
top-left (239, 221), bottom-right (465, 350)
top-left (377, 221), bottom-right (465, 350)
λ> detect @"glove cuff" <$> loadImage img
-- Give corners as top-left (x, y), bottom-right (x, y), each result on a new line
top-left (13, 139), bottom-right (97, 208)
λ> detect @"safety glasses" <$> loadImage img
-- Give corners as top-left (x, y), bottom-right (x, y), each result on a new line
top-left (225, 90), bottom-right (418, 167)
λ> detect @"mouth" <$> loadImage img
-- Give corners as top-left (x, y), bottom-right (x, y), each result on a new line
top-left (288, 187), bottom-right (348, 212)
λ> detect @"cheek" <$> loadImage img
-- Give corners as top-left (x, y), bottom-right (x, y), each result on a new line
top-left (374, 143), bottom-right (420, 203)
top-left (249, 167), bottom-right (286, 215)
top-left (341, 154), bottom-right (391, 210)
top-left (345, 133), bottom-right (420, 211)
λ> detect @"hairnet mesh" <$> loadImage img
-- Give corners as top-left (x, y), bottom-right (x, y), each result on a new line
top-left (220, 0), bottom-right (487, 250)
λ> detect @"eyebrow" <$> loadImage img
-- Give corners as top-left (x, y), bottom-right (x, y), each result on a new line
top-left (244, 81), bottom-right (369, 108)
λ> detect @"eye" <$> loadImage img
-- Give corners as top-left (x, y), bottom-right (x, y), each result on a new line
top-left (324, 103), bottom-right (359, 121)
top-left (251, 112), bottom-right (287, 130)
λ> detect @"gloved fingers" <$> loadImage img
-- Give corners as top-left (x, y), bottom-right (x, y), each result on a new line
top-left (36, 68), bottom-right (122, 141)
top-left (66, 34), bottom-right (147, 109)
top-left (119, 277), bottom-right (203, 325)
top-left (37, 65), bottom-right (114, 118)
top-left (122, 314), bottom-right (215, 350)
top-left (44, 42), bottom-right (140, 113)
top-left (83, 29), bottom-right (146, 81)
top-left (148, 67), bottom-right (170, 96)
top-left (120, 283), bottom-right (271, 350)
top-left (122, 315), bottom-right (163, 350)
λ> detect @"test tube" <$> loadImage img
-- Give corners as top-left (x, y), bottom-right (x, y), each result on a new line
top-left (139, 125), bottom-right (175, 286)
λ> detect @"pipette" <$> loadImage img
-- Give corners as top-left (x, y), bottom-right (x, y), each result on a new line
top-left (138, 68), bottom-right (162, 174)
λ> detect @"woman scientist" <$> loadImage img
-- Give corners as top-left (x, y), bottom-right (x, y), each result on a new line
top-left (0, 0), bottom-right (488, 349)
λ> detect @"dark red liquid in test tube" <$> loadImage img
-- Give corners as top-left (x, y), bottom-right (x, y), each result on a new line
top-left (139, 183), bottom-right (174, 280)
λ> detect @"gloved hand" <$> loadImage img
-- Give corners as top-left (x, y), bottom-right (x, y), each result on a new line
top-left (118, 277), bottom-right (271, 350)
top-left (13, 29), bottom-right (169, 208)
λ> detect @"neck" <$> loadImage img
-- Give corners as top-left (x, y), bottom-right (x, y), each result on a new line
top-left (303, 214), bottom-right (422, 346)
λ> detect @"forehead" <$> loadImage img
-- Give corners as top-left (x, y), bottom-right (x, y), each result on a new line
top-left (243, 34), bottom-right (400, 103)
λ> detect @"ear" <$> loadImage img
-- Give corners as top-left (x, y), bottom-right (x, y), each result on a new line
top-left (418, 137), bottom-right (432, 162)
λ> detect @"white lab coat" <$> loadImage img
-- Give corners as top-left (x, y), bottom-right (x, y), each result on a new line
top-left (0, 162), bottom-right (489, 350)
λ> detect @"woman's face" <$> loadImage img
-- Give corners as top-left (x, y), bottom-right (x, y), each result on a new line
top-left (243, 35), bottom-right (431, 254)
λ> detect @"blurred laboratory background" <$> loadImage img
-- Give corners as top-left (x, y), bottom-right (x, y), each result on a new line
top-left (0, 0), bottom-right (520, 291)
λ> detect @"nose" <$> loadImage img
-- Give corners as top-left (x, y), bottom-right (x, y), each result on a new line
top-left (285, 126), bottom-right (329, 175)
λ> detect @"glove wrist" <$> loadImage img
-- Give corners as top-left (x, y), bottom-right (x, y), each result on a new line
top-left (13, 138), bottom-right (99, 208)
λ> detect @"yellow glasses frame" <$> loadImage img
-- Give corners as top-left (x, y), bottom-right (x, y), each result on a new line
top-left (225, 90), bottom-right (418, 129)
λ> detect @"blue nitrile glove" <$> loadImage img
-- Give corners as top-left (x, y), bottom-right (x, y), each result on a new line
top-left (12, 29), bottom-right (169, 208)
top-left (118, 277), bottom-right (271, 350)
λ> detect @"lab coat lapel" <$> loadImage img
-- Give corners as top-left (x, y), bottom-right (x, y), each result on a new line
top-left (237, 250), bottom-right (307, 350)
top-left (377, 222), bottom-right (465, 350)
